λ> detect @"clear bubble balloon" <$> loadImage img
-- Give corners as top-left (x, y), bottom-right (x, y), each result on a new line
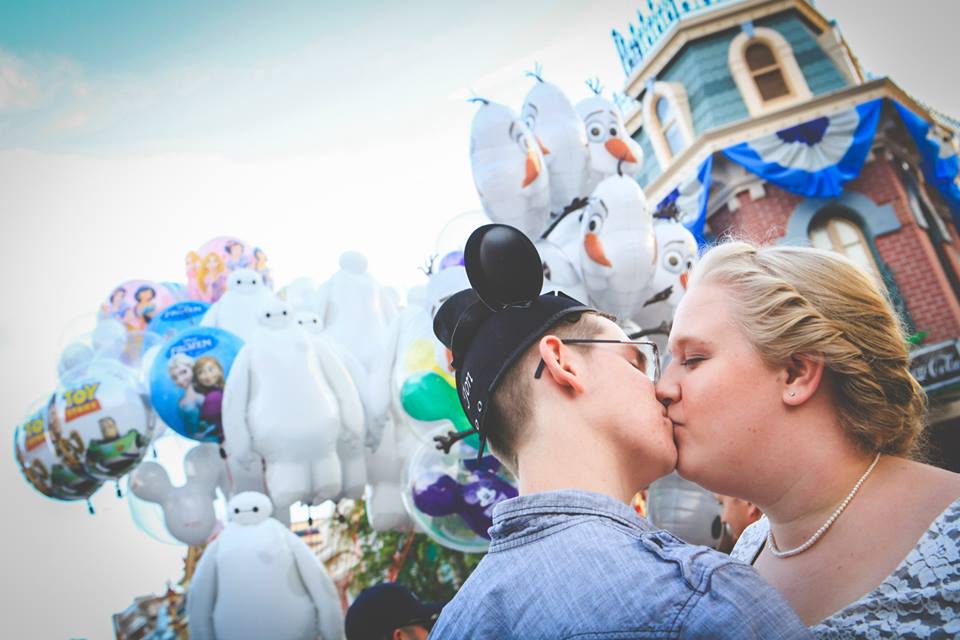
top-left (433, 210), bottom-right (492, 263)
top-left (402, 431), bottom-right (517, 553)
top-left (647, 472), bottom-right (723, 549)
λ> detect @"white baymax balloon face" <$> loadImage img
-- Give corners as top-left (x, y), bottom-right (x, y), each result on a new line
top-left (228, 269), bottom-right (266, 295)
top-left (295, 310), bottom-right (323, 336)
top-left (522, 79), bottom-right (589, 214)
top-left (470, 100), bottom-right (551, 239)
top-left (575, 96), bottom-right (644, 192)
top-left (201, 268), bottom-right (277, 342)
top-left (578, 175), bottom-right (657, 319)
top-left (257, 300), bottom-right (295, 331)
top-left (228, 491), bottom-right (273, 525)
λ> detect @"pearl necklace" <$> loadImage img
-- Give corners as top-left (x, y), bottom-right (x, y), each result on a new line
top-left (767, 453), bottom-right (882, 559)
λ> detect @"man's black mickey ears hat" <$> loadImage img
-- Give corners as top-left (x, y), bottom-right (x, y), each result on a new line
top-left (432, 224), bottom-right (594, 457)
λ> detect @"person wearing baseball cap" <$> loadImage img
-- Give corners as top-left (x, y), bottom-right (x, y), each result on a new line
top-left (427, 224), bottom-right (810, 639)
top-left (345, 582), bottom-right (442, 640)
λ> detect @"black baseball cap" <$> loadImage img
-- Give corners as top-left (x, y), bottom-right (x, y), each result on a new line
top-left (433, 224), bottom-right (593, 457)
top-left (345, 583), bottom-right (443, 640)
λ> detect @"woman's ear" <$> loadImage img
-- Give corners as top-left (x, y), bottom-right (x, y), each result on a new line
top-left (538, 335), bottom-right (585, 394)
top-left (782, 354), bottom-right (825, 406)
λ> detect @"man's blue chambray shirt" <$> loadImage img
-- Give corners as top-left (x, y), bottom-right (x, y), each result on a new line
top-left (430, 490), bottom-right (811, 640)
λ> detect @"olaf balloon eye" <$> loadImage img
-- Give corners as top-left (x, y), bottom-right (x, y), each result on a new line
top-left (282, 310), bottom-right (287, 316)
top-left (251, 279), bottom-right (256, 284)
top-left (234, 508), bottom-right (240, 514)
top-left (664, 251), bottom-right (684, 273)
top-left (587, 213), bottom-right (604, 233)
top-left (266, 313), bottom-right (271, 318)
top-left (523, 114), bottom-right (535, 131)
top-left (609, 126), bottom-right (618, 137)
top-left (587, 123), bottom-right (605, 142)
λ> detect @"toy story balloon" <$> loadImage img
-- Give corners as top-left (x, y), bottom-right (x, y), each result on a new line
top-left (148, 301), bottom-right (211, 341)
top-left (402, 435), bottom-right (517, 553)
top-left (99, 280), bottom-right (177, 332)
top-left (575, 84), bottom-right (644, 193)
top-left (469, 99), bottom-right (551, 240)
top-left (14, 401), bottom-right (102, 504)
top-left (149, 327), bottom-right (244, 443)
top-left (187, 236), bottom-right (273, 304)
top-left (521, 69), bottom-right (590, 214)
top-left (50, 373), bottom-right (152, 481)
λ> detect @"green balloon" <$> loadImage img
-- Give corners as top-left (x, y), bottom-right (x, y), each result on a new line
top-left (401, 371), bottom-right (479, 449)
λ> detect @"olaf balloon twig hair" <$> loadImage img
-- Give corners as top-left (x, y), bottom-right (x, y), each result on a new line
top-left (524, 62), bottom-right (544, 83)
top-left (586, 77), bottom-right (604, 96)
top-left (467, 93), bottom-right (490, 106)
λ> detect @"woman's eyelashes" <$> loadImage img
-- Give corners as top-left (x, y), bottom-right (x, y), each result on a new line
top-left (680, 355), bottom-right (705, 367)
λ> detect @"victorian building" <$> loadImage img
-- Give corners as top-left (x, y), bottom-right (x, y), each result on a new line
top-left (613, 0), bottom-right (960, 469)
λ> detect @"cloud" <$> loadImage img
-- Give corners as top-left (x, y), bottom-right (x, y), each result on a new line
top-left (0, 52), bottom-right (40, 111)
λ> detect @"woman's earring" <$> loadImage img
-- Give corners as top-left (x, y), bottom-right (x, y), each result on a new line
top-left (788, 391), bottom-right (796, 398)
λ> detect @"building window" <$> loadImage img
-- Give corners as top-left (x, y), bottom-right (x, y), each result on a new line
top-left (655, 96), bottom-right (687, 157)
top-left (808, 216), bottom-right (881, 282)
top-left (729, 27), bottom-right (812, 116)
top-left (745, 43), bottom-right (790, 101)
top-left (642, 81), bottom-right (695, 169)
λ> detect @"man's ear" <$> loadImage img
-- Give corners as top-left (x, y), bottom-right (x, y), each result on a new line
top-left (538, 335), bottom-right (585, 394)
top-left (782, 353), bottom-right (825, 406)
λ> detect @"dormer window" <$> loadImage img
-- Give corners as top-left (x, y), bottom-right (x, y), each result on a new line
top-left (745, 43), bottom-right (789, 101)
top-left (730, 26), bottom-right (812, 116)
top-left (642, 82), bottom-right (695, 168)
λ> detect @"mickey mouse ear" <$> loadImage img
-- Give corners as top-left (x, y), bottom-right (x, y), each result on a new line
top-left (464, 224), bottom-right (543, 311)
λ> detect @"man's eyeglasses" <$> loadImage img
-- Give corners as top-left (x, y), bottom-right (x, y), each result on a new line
top-left (533, 339), bottom-right (660, 383)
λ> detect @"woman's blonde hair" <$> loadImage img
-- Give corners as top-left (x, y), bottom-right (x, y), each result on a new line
top-left (690, 240), bottom-right (926, 457)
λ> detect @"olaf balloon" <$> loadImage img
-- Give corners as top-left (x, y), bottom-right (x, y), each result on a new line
top-left (129, 443), bottom-right (222, 545)
top-left (187, 492), bottom-right (344, 640)
top-left (221, 299), bottom-right (365, 515)
top-left (575, 85), bottom-right (644, 193)
top-left (647, 472), bottom-right (723, 549)
top-left (469, 98), bottom-right (550, 240)
top-left (201, 269), bottom-right (275, 342)
top-left (634, 215), bottom-right (698, 351)
top-left (539, 174), bottom-right (656, 319)
top-left (521, 70), bottom-right (590, 215)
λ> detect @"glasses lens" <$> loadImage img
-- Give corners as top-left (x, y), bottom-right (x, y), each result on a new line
top-left (635, 342), bottom-right (658, 382)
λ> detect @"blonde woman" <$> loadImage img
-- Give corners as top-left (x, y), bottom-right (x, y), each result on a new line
top-left (656, 241), bottom-right (960, 637)
top-left (197, 252), bottom-right (227, 301)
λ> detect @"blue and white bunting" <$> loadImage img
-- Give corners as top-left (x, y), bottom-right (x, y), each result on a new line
top-left (657, 155), bottom-right (713, 248)
top-left (893, 101), bottom-right (960, 226)
top-left (722, 99), bottom-right (882, 198)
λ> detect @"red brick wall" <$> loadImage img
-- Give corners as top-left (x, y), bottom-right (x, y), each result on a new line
top-left (706, 158), bottom-right (960, 342)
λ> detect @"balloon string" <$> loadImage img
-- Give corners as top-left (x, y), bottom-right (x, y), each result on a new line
top-left (115, 480), bottom-right (122, 498)
top-left (387, 531), bottom-right (416, 582)
top-left (87, 499), bottom-right (95, 515)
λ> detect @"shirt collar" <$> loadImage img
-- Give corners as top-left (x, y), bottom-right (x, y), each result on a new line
top-left (487, 489), bottom-right (653, 549)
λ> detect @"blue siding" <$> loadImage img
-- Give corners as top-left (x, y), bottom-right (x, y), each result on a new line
top-left (629, 9), bottom-right (849, 187)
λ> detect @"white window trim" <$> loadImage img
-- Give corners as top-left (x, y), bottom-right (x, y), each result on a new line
top-left (642, 81), bottom-right (695, 169)
top-left (729, 27), bottom-right (812, 117)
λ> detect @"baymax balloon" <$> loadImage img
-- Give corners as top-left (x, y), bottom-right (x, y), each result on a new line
top-left (201, 269), bottom-right (277, 343)
top-left (149, 327), bottom-right (244, 443)
top-left (469, 99), bottom-right (551, 240)
top-left (402, 435), bottom-right (517, 553)
top-left (50, 374), bottom-right (152, 481)
top-left (187, 492), bottom-right (344, 640)
top-left (148, 301), bottom-right (211, 342)
top-left (99, 280), bottom-right (177, 332)
top-left (521, 74), bottom-right (590, 214)
top-left (221, 300), bottom-right (364, 513)
top-left (14, 402), bottom-right (102, 502)
top-left (575, 94), bottom-right (644, 193)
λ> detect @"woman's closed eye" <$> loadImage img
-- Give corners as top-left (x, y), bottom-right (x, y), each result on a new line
top-left (680, 356), bottom-right (706, 367)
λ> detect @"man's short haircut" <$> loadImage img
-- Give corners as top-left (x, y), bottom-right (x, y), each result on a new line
top-left (483, 310), bottom-right (615, 471)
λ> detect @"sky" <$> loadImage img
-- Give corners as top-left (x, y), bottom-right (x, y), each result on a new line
top-left (2, 1), bottom-right (959, 637)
